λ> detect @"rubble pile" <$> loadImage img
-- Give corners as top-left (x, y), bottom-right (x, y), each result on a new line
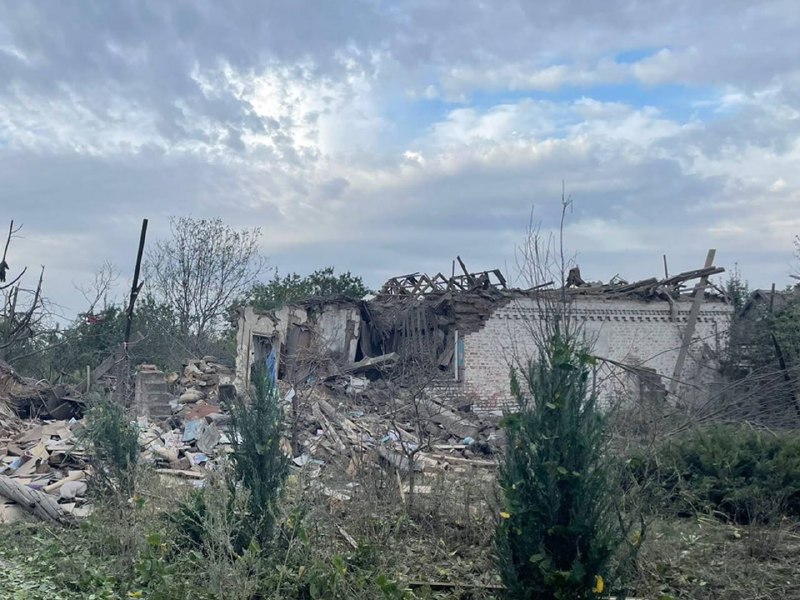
top-left (0, 407), bottom-right (237, 522)
top-left (138, 403), bottom-right (232, 479)
top-left (129, 357), bottom-right (240, 479)
top-left (0, 359), bottom-right (84, 421)
top-left (1, 352), bottom-right (503, 522)
top-left (0, 418), bottom-right (89, 523)
top-left (284, 375), bottom-right (501, 497)
top-left (174, 356), bottom-right (235, 406)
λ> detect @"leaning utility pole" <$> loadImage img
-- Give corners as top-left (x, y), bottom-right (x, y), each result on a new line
top-left (669, 249), bottom-right (715, 396)
top-left (116, 219), bottom-right (148, 405)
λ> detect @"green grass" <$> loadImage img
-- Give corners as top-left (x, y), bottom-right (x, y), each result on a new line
top-left (2, 510), bottom-right (799, 600)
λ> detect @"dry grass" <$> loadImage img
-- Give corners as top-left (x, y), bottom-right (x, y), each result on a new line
top-left (636, 515), bottom-right (800, 600)
top-left (291, 456), bottom-right (501, 598)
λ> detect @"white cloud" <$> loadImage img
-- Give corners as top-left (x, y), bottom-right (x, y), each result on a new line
top-left (2, 0), bottom-right (800, 316)
top-left (631, 48), bottom-right (698, 85)
top-left (770, 178), bottom-right (788, 193)
top-left (441, 59), bottom-right (630, 95)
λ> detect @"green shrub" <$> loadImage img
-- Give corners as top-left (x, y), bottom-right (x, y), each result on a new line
top-left (80, 397), bottom-right (139, 497)
top-left (266, 511), bottom-right (413, 600)
top-left (630, 424), bottom-right (800, 523)
top-left (165, 487), bottom-right (209, 550)
top-left (497, 331), bottom-right (638, 600)
top-left (228, 364), bottom-right (289, 548)
top-left (168, 365), bottom-right (288, 558)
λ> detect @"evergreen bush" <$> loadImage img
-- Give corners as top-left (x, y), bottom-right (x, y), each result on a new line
top-left (629, 424), bottom-right (800, 523)
top-left (228, 364), bottom-right (289, 548)
top-left (497, 330), bottom-right (635, 600)
top-left (81, 398), bottom-right (139, 498)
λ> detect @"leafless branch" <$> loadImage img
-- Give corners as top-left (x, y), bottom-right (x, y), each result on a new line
top-left (0, 266), bottom-right (27, 291)
top-left (1, 219), bottom-right (22, 265)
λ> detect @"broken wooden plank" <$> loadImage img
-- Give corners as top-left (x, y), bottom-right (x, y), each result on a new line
top-left (422, 452), bottom-right (496, 468)
top-left (43, 470), bottom-right (85, 494)
top-left (660, 265), bottom-right (724, 288)
top-left (155, 468), bottom-right (205, 479)
top-left (337, 525), bottom-right (358, 550)
top-left (317, 398), bottom-right (360, 445)
top-left (312, 402), bottom-right (346, 452)
top-left (346, 353), bottom-right (399, 374)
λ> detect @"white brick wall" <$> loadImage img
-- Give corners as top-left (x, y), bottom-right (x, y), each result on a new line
top-left (457, 296), bottom-right (732, 411)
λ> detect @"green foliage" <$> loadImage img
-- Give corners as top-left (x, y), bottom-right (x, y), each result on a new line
top-left (497, 331), bottom-right (634, 600)
top-left (228, 365), bottom-right (289, 548)
top-left (165, 487), bottom-right (209, 550)
top-left (629, 424), bottom-right (800, 523)
top-left (60, 306), bottom-right (126, 372)
top-left (725, 283), bottom-right (800, 372)
top-left (164, 467), bottom-right (263, 581)
top-left (724, 264), bottom-right (750, 312)
top-left (267, 511), bottom-right (415, 600)
top-left (770, 301), bottom-right (800, 366)
top-left (13, 294), bottom-right (189, 381)
top-left (80, 398), bottom-right (139, 497)
top-left (249, 266), bottom-right (371, 311)
top-left (722, 288), bottom-right (800, 424)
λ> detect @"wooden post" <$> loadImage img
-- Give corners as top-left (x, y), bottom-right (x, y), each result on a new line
top-left (117, 218), bottom-right (148, 405)
top-left (124, 219), bottom-right (149, 346)
top-left (669, 249), bottom-right (716, 396)
top-left (769, 282), bottom-right (776, 313)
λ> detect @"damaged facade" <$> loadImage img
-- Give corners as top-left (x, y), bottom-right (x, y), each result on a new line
top-left (236, 262), bottom-right (734, 411)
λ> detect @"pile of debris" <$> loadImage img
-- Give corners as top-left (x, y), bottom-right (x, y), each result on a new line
top-left (173, 356), bottom-right (235, 406)
top-left (283, 375), bottom-right (501, 498)
top-left (138, 402), bottom-right (232, 479)
top-left (1, 349), bottom-right (504, 523)
top-left (565, 264), bottom-right (726, 300)
top-left (130, 357), bottom-right (239, 478)
top-left (0, 418), bottom-right (89, 524)
top-left (137, 363), bottom-right (502, 495)
top-left (0, 406), bottom-right (237, 523)
top-left (0, 360), bottom-right (84, 420)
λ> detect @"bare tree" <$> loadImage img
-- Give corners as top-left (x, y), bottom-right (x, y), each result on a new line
top-left (511, 189), bottom-right (581, 360)
top-left (146, 217), bottom-right (266, 345)
top-left (76, 261), bottom-right (119, 315)
top-left (374, 311), bottom-right (456, 511)
top-left (0, 220), bottom-right (47, 362)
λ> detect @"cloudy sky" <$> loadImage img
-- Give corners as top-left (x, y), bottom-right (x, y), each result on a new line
top-left (2, 1), bottom-right (799, 316)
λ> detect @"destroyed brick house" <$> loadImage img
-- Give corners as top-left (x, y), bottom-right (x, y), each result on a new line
top-left (236, 259), bottom-right (734, 412)
top-left (0, 256), bottom-right (735, 523)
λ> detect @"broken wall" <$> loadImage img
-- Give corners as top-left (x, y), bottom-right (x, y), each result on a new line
top-left (452, 295), bottom-right (732, 411)
top-left (235, 288), bottom-right (733, 414)
top-left (235, 303), bottom-right (361, 392)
